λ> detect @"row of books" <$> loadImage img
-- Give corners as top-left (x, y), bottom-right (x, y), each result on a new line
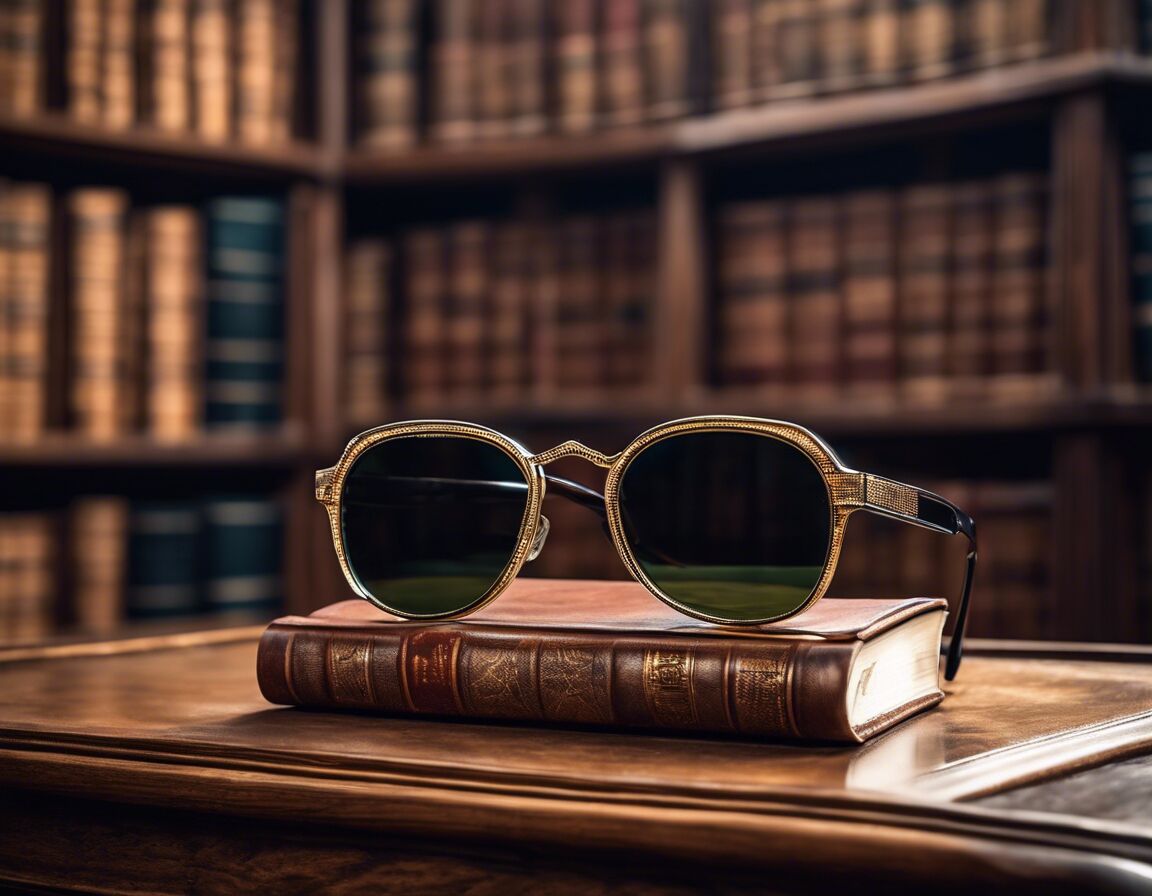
top-left (0, 181), bottom-right (285, 443)
top-left (345, 210), bottom-right (656, 420)
top-left (357, 0), bottom-right (1066, 148)
top-left (715, 171), bottom-right (1053, 403)
top-left (0, 494), bottom-right (283, 645)
top-left (525, 475), bottom-right (1052, 642)
top-left (1131, 152), bottom-right (1152, 382)
top-left (0, 0), bottom-right (297, 144)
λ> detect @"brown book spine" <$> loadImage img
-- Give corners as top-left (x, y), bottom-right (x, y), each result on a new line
top-left (716, 200), bottom-right (789, 391)
top-left (988, 171), bottom-right (1052, 401)
top-left (236, 0), bottom-right (276, 144)
top-left (842, 188), bottom-right (897, 398)
top-left (556, 215), bottom-right (603, 393)
top-left (969, 0), bottom-right (1007, 68)
top-left (431, 0), bottom-right (475, 144)
top-left (605, 210), bottom-right (655, 388)
top-left (644, 0), bottom-right (690, 120)
top-left (258, 622), bottom-right (879, 742)
top-left (712, 0), bottom-right (754, 110)
top-left (770, 0), bottom-right (818, 98)
top-left (144, 206), bottom-right (202, 440)
top-left (897, 183), bottom-right (951, 405)
top-left (820, 0), bottom-right (863, 93)
top-left (360, 0), bottom-right (419, 148)
top-left (788, 196), bottom-right (841, 399)
top-left (947, 179), bottom-right (993, 399)
top-left (2, 0), bottom-right (44, 115)
top-left (902, 0), bottom-right (954, 82)
top-left (270, 0), bottom-right (297, 141)
top-left (508, 0), bottom-right (546, 136)
top-left (102, 0), bottom-right (136, 128)
top-left (555, 0), bottom-right (598, 133)
top-left (70, 496), bottom-right (129, 636)
top-left (5, 182), bottom-right (52, 443)
top-left (402, 227), bottom-right (447, 407)
top-left (603, 0), bottom-right (646, 125)
top-left (344, 238), bottom-right (391, 427)
top-left (0, 513), bottom-right (56, 643)
top-left (68, 0), bottom-right (104, 122)
top-left (486, 223), bottom-right (529, 402)
top-left (191, 0), bottom-right (232, 141)
top-left (149, 0), bottom-right (191, 132)
top-left (751, 0), bottom-right (784, 98)
top-left (70, 188), bottom-right (132, 440)
top-left (445, 219), bottom-right (488, 400)
top-left (0, 180), bottom-right (9, 438)
top-left (476, 0), bottom-right (510, 140)
top-left (860, 0), bottom-right (901, 86)
top-left (1006, 0), bottom-right (1050, 61)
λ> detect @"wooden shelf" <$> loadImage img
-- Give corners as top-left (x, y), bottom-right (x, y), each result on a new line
top-left (0, 113), bottom-right (329, 179)
top-left (0, 429), bottom-right (309, 468)
top-left (343, 53), bottom-right (1152, 185)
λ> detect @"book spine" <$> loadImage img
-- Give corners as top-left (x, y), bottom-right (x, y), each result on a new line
top-left (202, 495), bottom-right (281, 613)
top-left (842, 188), bottom-right (897, 397)
top-left (820, 0), bottom-right (862, 93)
top-left (988, 171), bottom-right (1051, 401)
top-left (508, 0), bottom-right (546, 136)
top-left (903, 0), bottom-right (954, 82)
top-left (258, 623), bottom-right (862, 742)
top-left (4, 182), bottom-right (51, 443)
top-left (102, 0), bottom-right (136, 128)
top-left (788, 196), bottom-right (841, 399)
top-left (715, 200), bottom-right (789, 391)
top-left (948, 179), bottom-right (993, 398)
top-left (191, 0), bottom-right (232, 141)
top-left (70, 187), bottom-right (131, 440)
top-left (127, 500), bottom-right (201, 618)
top-left (556, 215), bottom-right (603, 392)
top-left (431, 0), bottom-right (475, 143)
top-left (68, 0), bottom-right (104, 122)
top-left (603, 0), bottom-right (646, 125)
top-left (2, 0), bottom-right (44, 115)
top-left (149, 0), bottom-right (191, 131)
top-left (1132, 153), bottom-right (1152, 383)
top-left (969, 0), bottom-right (1007, 68)
top-left (344, 238), bottom-right (391, 426)
top-left (0, 513), bottom-right (56, 643)
top-left (604, 210), bottom-right (655, 388)
top-left (770, 0), bottom-right (818, 99)
top-left (145, 205), bottom-right (202, 440)
top-left (486, 222), bottom-right (529, 402)
top-left (897, 182), bottom-right (951, 405)
top-left (644, 0), bottom-right (690, 120)
top-left (476, 0), bottom-right (510, 140)
top-left (1005, 0), bottom-right (1050, 61)
top-left (236, 0), bottom-right (277, 144)
top-left (445, 219), bottom-right (488, 400)
top-left (402, 227), bottom-right (447, 407)
top-left (270, 0), bottom-right (297, 141)
top-left (859, 0), bottom-right (901, 86)
top-left (203, 195), bottom-right (285, 431)
top-left (555, 0), bottom-right (598, 133)
top-left (360, 0), bottom-right (418, 148)
top-left (751, 0), bottom-right (784, 98)
top-left (70, 495), bottom-right (129, 636)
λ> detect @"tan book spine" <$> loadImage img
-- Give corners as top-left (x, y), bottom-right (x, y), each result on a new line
top-left (860, 0), bottom-right (901, 86)
top-left (1006, 0), bottom-right (1050, 61)
top-left (476, 0), bottom-right (510, 140)
top-left (402, 228), bottom-right (447, 408)
top-left (257, 599), bottom-right (947, 744)
top-left (644, 0), bottom-right (690, 120)
top-left (270, 0), bottom-right (297, 141)
top-left (69, 187), bottom-right (131, 440)
top-left (947, 179), bottom-right (993, 400)
top-left (529, 219), bottom-right (560, 403)
top-left (603, 0), bottom-right (646, 125)
top-left (344, 239), bottom-right (391, 427)
top-left (713, 0), bottom-right (754, 110)
top-left (716, 200), bottom-right (790, 392)
top-left (897, 183), bottom-right (951, 405)
top-left (606, 210), bottom-right (655, 388)
top-left (508, 0), bottom-right (546, 136)
top-left (788, 196), bottom-right (841, 399)
top-left (5, 182), bottom-right (52, 443)
top-left (71, 496), bottom-right (130, 636)
top-left (843, 188), bottom-right (897, 399)
top-left (970, 0), bottom-right (1007, 68)
top-left (556, 0), bottom-right (598, 134)
top-left (68, 0), bottom-right (104, 122)
top-left (751, 0), bottom-right (784, 98)
top-left (431, 0), bottom-right (475, 144)
top-left (236, 0), bottom-right (276, 144)
top-left (903, 0), bottom-right (954, 82)
top-left (445, 220), bottom-right (488, 400)
top-left (486, 223), bottom-right (529, 403)
top-left (556, 215), bottom-right (603, 393)
top-left (145, 206), bottom-right (202, 440)
top-left (191, 0), bottom-right (232, 141)
top-left (820, 0), bottom-right (863, 93)
top-left (770, 0), bottom-right (818, 99)
top-left (150, 0), bottom-right (192, 131)
top-left (7, 514), bottom-right (56, 643)
top-left (359, 0), bottom-right (418, 148)
top-left (102, 0), bottom-right (136, 128)
top-left (4, 0), bottom-right (44, 115)
top-left (988, 171), bottom-right (1053, 401)
top-left (0, 519), bottom-right (10, 641)
top-left (0, 181), bottom-right (10, 439)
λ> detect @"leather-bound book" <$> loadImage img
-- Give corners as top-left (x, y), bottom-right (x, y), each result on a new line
top-left (402, 227), bottom-right (448, 407)
top-left (897, 182), bottom-right (951, 405)
top-left (445, 220), bottom-right (489, 401)
top-left (508, 0), bottom-right (546, 136)
top-left (259, 580), bottom-right (947, 743)
top-left (102, 0), bottom-right (136, 129)
top-left (148, 0), bottom-right (191, 132)
top-left (191, 0), bottom-right (233, 141)
top-left (842, 188), bottom-right (897, 399)
top-left (431, 0), bottom-right (476, 144)
top-left (771, 0), bottom-right (818, 99)
top-left (486, 223), bottom-right (529, 402)
top-left (787, 195), bottom-right (841, 400)
top-left (555, 0), bottom-right (598, 134)
top-left (902, 0), bottom-right (953, 82)
top-left (819, 0), bottom-right (862, 94)
top-left (359, 0), bottom-right (418, 148)
top-left (713, 0), bottom-right (754, 111)
top-left (344, 238), bottom-right (392, 427)
top-left (643, 0), bottom-right (690, 120)
top-left (2, 0), bottom-right (44, 116)
top-left (860, 0), bottom-right (900, 87)
top-left (948, 179), bottom-right (994, 400)
top-left (602, 0), bottom-right (645, 125)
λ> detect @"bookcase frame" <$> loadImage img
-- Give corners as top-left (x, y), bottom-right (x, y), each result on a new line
top-left (0, 0), bottom-right (1149, 642)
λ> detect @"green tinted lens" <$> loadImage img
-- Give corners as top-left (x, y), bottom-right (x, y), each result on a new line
top-left (341, 435), bottom-right (530, 616)
top-left (618, 431), bottom-right (832, 621)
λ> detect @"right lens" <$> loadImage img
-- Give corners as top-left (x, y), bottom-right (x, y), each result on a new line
top-left (340, 435), bottom-right (531, 616)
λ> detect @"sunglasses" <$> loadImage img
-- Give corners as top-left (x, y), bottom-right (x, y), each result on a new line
top-left (316, 417), bottom-right (977, 680)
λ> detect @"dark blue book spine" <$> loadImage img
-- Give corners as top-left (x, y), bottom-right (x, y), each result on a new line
top-left (203, 496), bottom-right (283, 613)
top-left (127, 502), bottom-right (201, 618)
top-left (1132, 154), bottom-right (1152, 382)
top-left (204, 196), bottom-right (286, 430)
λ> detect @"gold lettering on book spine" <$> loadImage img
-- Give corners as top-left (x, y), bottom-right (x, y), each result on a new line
top-left (326, 637), bottom-right (374, 706)
top-left (538, 644), bottom-right (613, 723)
top-left (731, 649), bottom-right (793, 735)
top-left (643, 649), bottom-right (697, 726)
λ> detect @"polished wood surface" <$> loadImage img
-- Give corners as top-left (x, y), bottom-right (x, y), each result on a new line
top-left (2, 628), bottom-right (1152, 893)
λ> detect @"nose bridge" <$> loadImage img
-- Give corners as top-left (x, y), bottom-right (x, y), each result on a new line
top-left (529, 440), bottom-right (619, 469)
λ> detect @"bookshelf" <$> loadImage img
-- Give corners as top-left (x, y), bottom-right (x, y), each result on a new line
top-left (2, 0), bottom-right (1151, 646)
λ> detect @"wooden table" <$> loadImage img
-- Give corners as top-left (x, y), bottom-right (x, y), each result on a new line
top-left (2, 631), bottom-right (1152, 894)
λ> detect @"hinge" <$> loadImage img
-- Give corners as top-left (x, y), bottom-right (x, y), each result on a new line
top-left (315, 468), bottom-right (335, 503)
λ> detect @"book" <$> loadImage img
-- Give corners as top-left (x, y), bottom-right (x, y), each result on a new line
top-left (191, 0), bottom-right (232, 141)
top-left (476, 0), bottom-right (510, 140)
top-left (602, 0), bottom-right (645, 125)
top-left (1130, 153), bottom-right (1152, 383)
top-left (402, 227), bottom-right (447, 406)
top-left (359, 0), bottom-right (418, 148)
top-left (203, 196), bottom-right (285, 431)
top-left (788, 196), bottom-right (841, 398)
top-left (344, 238), bottom-right (392, 426)
top-left (948, 179), bottom-right (994, 398)
top-left (860, 0), bottom-right (901, 87)
top-left (70, 496), bottom-right (129, 636)
top-left (127, 500), bottom-right (201, 618)
top-left (445, 219), bottom-right (488, 399)
top-left (486, 222), bottom-right (530, 401)
top-left (508, 0), bottom-right (546, 135)
top-left (555, 215), bottom-right (602, 391)
top-left (102, 0), bottom-right (136, 129)
top-left (0, 512), bottom-right (55, 643)
top-left (203, 495), bottom-right (282, 613)
top-left (644, 0), bottom-right (690, 120)
top-left (555, 0), bottom-right (598, 134)
top-left (148, 0), bottom-right (192, 131)
top-left (904, 0), bottom-right (954, 82)
top-left (771, 0), bottom-right (818, 99)
top-left (236, 0), bottom-right (277, 144)
top-left (842, 188), bottom-right (897, 397)
top-left (820, 0), bottom-right (862, 94)
top-left (0, 0), bottom-right (43, 116)
top-left (431, 0), bottom-right (475, 143)
top-left (257, 579), bottom-right (948, 744)
top-left (66, 0), bottom-right (103, 122)
top-left (898, 182), bottom-right (952, 404)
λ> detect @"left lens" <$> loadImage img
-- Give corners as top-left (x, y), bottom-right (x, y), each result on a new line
top-left (617, 430), bottom-right (832, 622)
top-left (340, 435), bottom-right (530, 616)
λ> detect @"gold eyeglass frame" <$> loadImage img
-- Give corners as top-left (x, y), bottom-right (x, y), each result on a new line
top-left (316, 416), bottom-right (978, 679)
